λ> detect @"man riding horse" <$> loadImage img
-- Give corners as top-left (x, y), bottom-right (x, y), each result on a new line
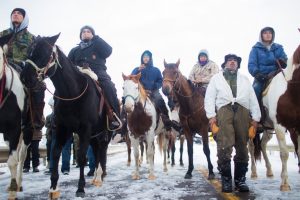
top-left (131, 50), bottom-right (173, 132)
top-left (0, 8), bottom-right (45, 152)
top-left (68, 25), bottom-right (121, 131)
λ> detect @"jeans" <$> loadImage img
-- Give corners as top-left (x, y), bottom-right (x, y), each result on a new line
top-left (87, 145), bottom-right (95, 171)
top-left (253, 79), bottom-right (266, 101)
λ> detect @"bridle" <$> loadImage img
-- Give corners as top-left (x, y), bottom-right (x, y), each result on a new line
top-left (25, 43), bottom-right (89, 101)
top-left (25, 45), bottom-right (61, 81)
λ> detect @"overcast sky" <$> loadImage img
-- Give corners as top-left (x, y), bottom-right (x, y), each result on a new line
top-left (1, 0), bottom-right (299, 115)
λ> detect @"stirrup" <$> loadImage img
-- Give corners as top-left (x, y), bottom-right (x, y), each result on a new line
top-left (107, 112), bottom-right (123, 131)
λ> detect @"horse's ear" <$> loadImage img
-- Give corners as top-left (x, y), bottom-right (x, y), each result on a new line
top-left (164, 59), bottom-right (167, 68)
top-left (175, 59), bottom-right (180, 68)
top-left (122, 73), bottom-right (128, 80)
top-left (48, 33), bottom-right (61, 46)
top-left (0, 33), bottom-right (13, 47)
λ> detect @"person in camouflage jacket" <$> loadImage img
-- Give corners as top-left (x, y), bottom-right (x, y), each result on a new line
top-left (0, 8), bottom-right (45, 150)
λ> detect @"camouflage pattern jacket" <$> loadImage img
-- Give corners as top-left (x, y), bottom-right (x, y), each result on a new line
top-left (0, 28), bottom-right (34, 65)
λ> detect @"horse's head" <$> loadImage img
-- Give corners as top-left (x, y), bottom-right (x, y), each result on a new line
top-left (162, 59), bottom-right (180, 97)
top-left (293, 45), bottom-right (300, 67)
top-left (122, 72), bottom-right (143, 113)
top-left (21, 33), bottom-right (60, 88)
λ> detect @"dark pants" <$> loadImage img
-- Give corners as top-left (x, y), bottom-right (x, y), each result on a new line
top-left (24, 140), bottom-right (40, 169)
top-left (46, 138), bottom-right (52, 162)
top-left (95, 69), bottom-right (120, 117)
top-left (253, 79), bottom-right (266, 101)
top-left (150, 90), bottom-right (172, 130)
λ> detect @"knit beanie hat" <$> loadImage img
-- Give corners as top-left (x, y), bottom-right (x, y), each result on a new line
top-left (79, 25), bottom-right (95, 39)
top-left (11, 8), bottom-right (26, 18)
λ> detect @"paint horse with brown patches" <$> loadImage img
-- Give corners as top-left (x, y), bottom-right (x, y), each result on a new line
top-left (162, 60), bottom-right (215, 180)
top-left (122, 73), bottom-right (169, 180)
top-left (277, 44), bottom-right (300, 173)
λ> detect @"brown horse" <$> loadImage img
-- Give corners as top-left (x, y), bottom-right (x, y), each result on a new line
top-left (162, 60), bottom-right (214, 179)
top-left (277, 44), bottom-right (300, 172)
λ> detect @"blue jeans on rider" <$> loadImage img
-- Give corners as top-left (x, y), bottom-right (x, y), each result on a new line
top-left (253, 79), bottom-right (266, 101)
top-left (87, 145), bottom-right (95, 171)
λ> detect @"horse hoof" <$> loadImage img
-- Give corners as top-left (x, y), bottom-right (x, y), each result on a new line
top-left (280, 184), bottom-right (291, 191)
top-left (180, 163), bottom-right (184, 167)
top-left (184, 173), bottom-right (192, 179)
top-left (148, 174), bottom-right (156, 180)
top-left (251, 174), bottom-right (258, 179)
top-left (266, 171), bottom-right (274, 177)
top-left (49, 190), bottom-right (60, 200)
top-left (127, 162), bottom-right (131, 167)
top-left (76, 189), bottom-right (85, 198)
top-left (163, 168), bottom-right (168, 172)
top-left (8, 191), bottom-right (17, 200)
top-left (18, 186), bottom-right (23, 192)
top-left (92, 179), bottom-right (103, 187)
top-left (132, 174), bottom-right (140, 180)
top-left (171, 163), bottom-right (175, 167)
top-left (208, 173), bottom-right (215, 180)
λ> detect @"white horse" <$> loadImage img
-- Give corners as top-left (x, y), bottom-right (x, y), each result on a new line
top-left (122, 73), bottom-right (169, 180)
top-left (248, 57), bottom-right (295, 191)
top-left (0, 35), bottom-right (29, 199)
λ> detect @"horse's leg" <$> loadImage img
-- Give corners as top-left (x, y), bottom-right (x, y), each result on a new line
top-left (147, 132), bottom-right (156, 180)
top-left (261, 131), bottom-right (273, 177)
top-left (126, 133), bottom-right (131, 166)
top-left (275, 125), bottom-right (291, 191)
top-left (167, 142), bottom-right (170, 164)
top-left (75, 130), bottom-right (91, 197)
top-left (248, 139), bottom-right (257, 178)
top-left (171, 140), bottom-right (176, 166)
top-left (185, 132), bottom-right (194, 179)
top-left (163, 133), bottom-right (168, 172)
top-left (139, 140), bottom-right (144, 166)
top-left (297, 133), bottom-right (300, 173)
top-left (179, 135), bottom-right (184, 166)
top-left (7, 130), bottom-right (21, 199)
top-left (90, 139), bottom-right (103, 187)
top-left (16, 139), bottom-right (29, 191)
top-left (49, 128), bottom-right (65, 199)
top-left (131, 135), bottom-right (141, 180)
top-left (201, 130), bottom-right (215, 180)
top-left (99, 132), bottom-right (111, 179)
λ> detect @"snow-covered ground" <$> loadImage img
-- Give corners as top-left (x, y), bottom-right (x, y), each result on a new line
top-left (0, 134), bottom-right (299, 200)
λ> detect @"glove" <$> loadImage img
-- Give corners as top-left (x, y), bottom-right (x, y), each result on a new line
top-left (209, 117), bottom-right (219, 135)
top-left (276, 59), bottom-right (287, 68)
top-left (254, 73), bottom-right (267, 82)
top-left (248, 120), bottom-right (258, 140)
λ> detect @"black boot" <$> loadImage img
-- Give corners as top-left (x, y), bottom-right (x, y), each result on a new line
top-left (220, 163), bottom-right (232, 193)
top-left (234, 162), bottom-right (249, 192)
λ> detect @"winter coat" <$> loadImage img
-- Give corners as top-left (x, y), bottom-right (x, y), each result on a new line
top-left (131, 50), bottom-right (163, 91)
top-left (204, 71), bottom-right (261, 122)
top-left (0, 28), bottom-right (34, 65)
top-left (68, 35), bottom-right (112, 72)
top-left (248, 27), bottom-right (287, 77)
top-left (189, 61), bottom-right (219, 84)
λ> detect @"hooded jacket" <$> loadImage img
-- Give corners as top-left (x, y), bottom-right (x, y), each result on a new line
top-left (248, 27), bottom-right (287, 77)
top-left (0, 11), bottom-right (34, 65)
top-left (189, 49), bottom-right (219, 84)
top-left (131, 50), bottom-right (163, 91)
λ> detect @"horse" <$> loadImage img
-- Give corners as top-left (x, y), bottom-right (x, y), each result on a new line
top-left (116, 105), bottom-right (148, 166)
top-left (277, 44), bottom-right (300, 173)
top-left (122, 73), bottom-right (169, 180)
top-left (162, 60), bottom-right (215, 180)
top-left (0, 34), bottom-right (32, 199)
top-left (167, 105), bottom-right (185, 167)
top-left (20, 34), bottom-right (112, 198)
top-left (248, 47), bottom-right (298, 191)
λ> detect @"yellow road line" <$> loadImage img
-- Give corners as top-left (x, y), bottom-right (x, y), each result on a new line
top-left (197, 167), bottom-right (240, 200)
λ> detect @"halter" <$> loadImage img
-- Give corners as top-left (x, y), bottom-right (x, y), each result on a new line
top-left (25, 45), bottom-right (62, 81)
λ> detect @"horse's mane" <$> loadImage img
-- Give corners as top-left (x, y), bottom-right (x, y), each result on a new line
top-left (138, 82), bottom-right (148, 101)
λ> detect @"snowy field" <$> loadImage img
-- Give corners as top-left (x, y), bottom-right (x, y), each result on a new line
top-left (0, 133), bottom-right (299, 200)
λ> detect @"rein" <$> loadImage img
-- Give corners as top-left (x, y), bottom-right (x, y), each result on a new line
top-left (0, 55), bottom-right (14, 109)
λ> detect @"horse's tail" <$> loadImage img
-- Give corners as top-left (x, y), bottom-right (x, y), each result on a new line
top-left (253, 133), bottom-right (262, 161)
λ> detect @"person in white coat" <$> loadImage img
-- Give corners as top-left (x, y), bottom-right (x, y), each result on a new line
top-left (204, 54), bottom-right (261, 193)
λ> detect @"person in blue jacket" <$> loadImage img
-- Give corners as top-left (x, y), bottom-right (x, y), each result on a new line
top-left (248, 27), bottom-right (287, 100)
top-left (248, 27), bottom-right (287, 125)
top-left (131, 50), bottom-right (172, 131)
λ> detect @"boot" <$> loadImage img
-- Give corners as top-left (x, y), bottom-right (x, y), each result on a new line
top-left (234, 162), bottom-right (249, 192)
top-left (220, 162), bottom-right (232, 193)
